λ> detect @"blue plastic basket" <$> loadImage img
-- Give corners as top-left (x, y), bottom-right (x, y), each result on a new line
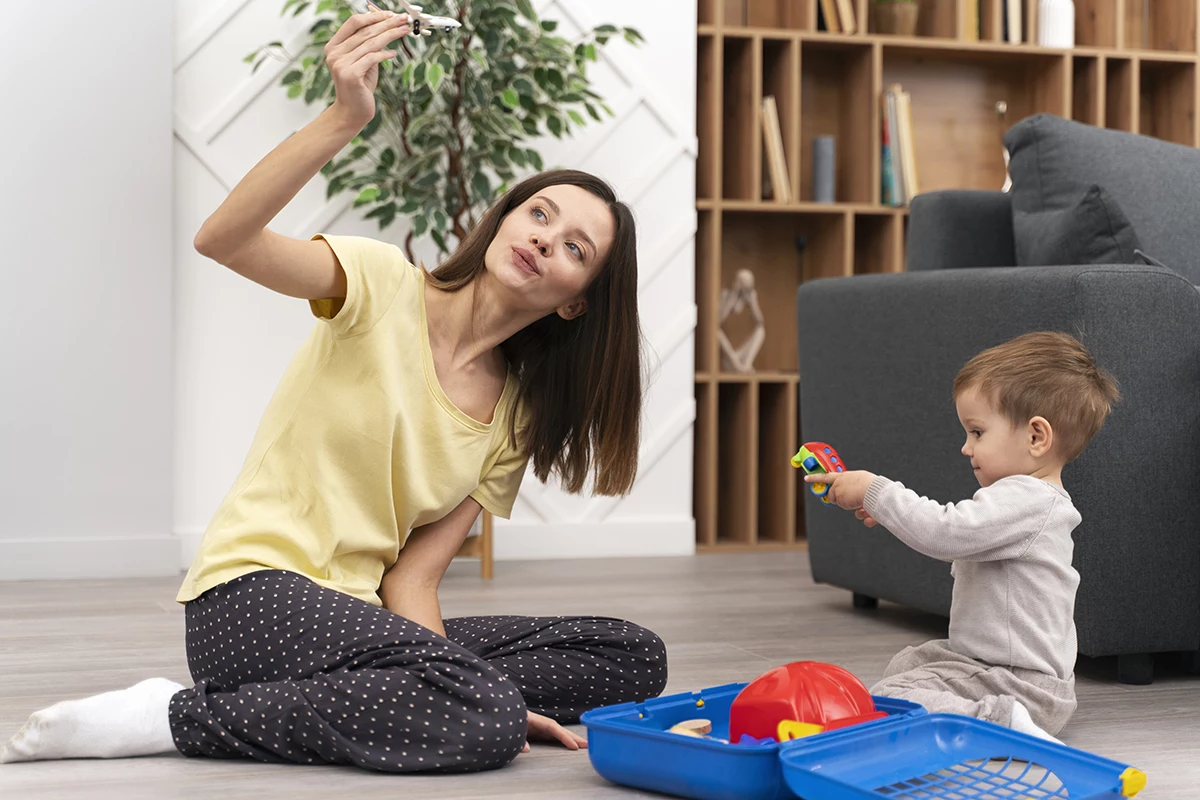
top-left (581, 682), bottom-right (926, 800)
top-left (778, 713), bottom-right (1146, 800)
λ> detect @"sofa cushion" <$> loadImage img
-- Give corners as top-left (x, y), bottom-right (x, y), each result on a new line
top-left (1014, 184), bottom-right (1142, 267)
top-left (1004, 114), bottom-right (1200, 281)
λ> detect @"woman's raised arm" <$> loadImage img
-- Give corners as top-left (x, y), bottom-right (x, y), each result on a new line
top-left (193, 8), bottom-right (410, 299)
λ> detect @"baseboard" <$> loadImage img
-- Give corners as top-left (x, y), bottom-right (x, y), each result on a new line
top-left (0, 536), bottom-right (182, 581)
top-left (0, 521), bottom-right (695, 582)
top-left (492, 520), bottom-right (696, 560)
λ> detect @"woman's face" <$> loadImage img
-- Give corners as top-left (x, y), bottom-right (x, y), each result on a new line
top-left (483, 183), bottom-right (616, 319)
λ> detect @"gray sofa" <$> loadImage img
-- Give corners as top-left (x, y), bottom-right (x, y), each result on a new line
top-left (796, 113), bottom-right (1200, 684)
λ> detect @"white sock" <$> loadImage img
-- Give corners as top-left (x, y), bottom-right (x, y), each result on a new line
top-left (1, 677), bottom-right (185, 763)
top-left (1009, 701), bottom-right (1062, 744)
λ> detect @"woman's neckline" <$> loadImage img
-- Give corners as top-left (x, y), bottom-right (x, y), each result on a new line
top-left (418, 277), bottom-right (513, 432)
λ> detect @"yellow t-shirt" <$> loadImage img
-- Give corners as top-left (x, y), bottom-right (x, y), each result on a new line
top-left (176, 234), bottom-right (529, 606)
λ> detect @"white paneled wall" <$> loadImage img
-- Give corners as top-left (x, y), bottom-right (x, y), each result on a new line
top-left (173, 1), bottom-right (698, 565)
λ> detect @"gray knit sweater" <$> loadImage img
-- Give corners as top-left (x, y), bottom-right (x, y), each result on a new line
top-left (864, 474), bottom-right (1082, 680)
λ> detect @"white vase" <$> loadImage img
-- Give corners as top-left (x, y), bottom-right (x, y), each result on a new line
top-left (1037, 0), bottom-right (1075, 48)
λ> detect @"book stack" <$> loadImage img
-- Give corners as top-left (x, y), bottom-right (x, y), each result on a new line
top-left (881, 84), bottom-right (918, 206)
top-left (818, 0), bottom-right (857, 33)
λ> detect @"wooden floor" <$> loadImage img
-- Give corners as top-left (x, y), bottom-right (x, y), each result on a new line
top-left (1, 551), bottom-right (1197, 799)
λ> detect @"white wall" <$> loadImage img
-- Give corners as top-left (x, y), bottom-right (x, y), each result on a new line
top-left (0, 3), bottom-right (177, 579)
top-left (173, 0), bottom-right (697, 565)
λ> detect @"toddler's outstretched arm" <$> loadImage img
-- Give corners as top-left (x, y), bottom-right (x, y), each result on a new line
top-left (809, 472), bottom-right (1055, 562)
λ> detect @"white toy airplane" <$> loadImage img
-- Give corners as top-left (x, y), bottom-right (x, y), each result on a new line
top-left (350, 0), bottom-right (462, 36)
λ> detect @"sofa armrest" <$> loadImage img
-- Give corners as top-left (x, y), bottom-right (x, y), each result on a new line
top-left (796, 263), bottom-right (1200, 657)
top-left (907, 190), bottom-right (1017, 271)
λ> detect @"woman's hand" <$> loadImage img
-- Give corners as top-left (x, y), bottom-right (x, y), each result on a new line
top-left (326, 7), bottom-right (411, 128)
top-left (522, 711), bottom-right (588, 752)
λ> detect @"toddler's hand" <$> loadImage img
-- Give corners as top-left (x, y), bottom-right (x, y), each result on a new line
top-left (855, 508), bottom-right (879, 528)
top-left (804, 469), bottom-right (876, 511)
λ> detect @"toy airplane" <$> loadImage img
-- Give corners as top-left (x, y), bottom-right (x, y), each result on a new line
top-left (350, 0), bottom-right (462, 36)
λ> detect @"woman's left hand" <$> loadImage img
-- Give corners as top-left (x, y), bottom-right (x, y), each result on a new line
top-left (522, 711), bottom-right (588, 752)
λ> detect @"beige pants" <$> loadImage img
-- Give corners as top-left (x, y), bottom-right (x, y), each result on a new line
top-left (870, 639), bottom-right (1078, 736)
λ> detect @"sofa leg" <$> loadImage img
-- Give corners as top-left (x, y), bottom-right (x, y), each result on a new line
top-left (1183, 650), bottom-right (1200, 675)
top-left (1117, 653), bottom-right (1153, 685)
top-left (852, 593), bottom-right (878, 610)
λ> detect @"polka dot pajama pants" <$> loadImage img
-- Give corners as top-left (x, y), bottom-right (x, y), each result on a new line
top-left (167, 570), bottom-right (668, 773)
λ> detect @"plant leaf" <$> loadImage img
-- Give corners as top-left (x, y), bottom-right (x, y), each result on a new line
top-left (540, 20), bottom-right (558, 32)
top-left (427, 62), bottom-right (445, 92)
top-left (513, 76), bottom-right (536, 98)
top-left (515, 0), bottom-right (536, 20)
top-left (501, 88), bottom-right (520, 108)
top-left (471, 171), bottom-right (490, 199)
top-left (547, 115), bottom-right (562, 137)
top-left (354, 186), bottom-right (380, 206)
top-left (430, 228), bottom-right (448, 253)
top-left (568, 109), bottom-right (585, 126)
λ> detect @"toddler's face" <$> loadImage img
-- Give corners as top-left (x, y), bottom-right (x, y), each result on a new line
top-left (955, 386), bottom-right (1037, 488)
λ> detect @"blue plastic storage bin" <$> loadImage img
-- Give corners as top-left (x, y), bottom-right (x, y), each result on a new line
top-left (581, 682), bottom-right (926, 800)
top-left (778, 713), bottom-right (1146, 800)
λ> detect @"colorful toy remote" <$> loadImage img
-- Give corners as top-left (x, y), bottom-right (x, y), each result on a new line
top-left (790, 441), bottom-right (846, 505)
top-left (728, 661), bottom-right (887, 744)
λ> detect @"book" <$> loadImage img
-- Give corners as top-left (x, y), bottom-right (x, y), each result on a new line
top-left (882, 83), bottom-right (919, 205)
top-left (895, 87), bottom-right (920, 201)
top-left (963, 0), bottom-right (980, 41)
top-left (818, 0), bottom-right (841, 33)
top-left (1006, 0), bottom-right (1023, 43)
top-left (880, 93), bottom-right (898, 207)
top-left (835, 0), bottom-right (856, 34)
top-left (761, 96), bottom-right (791, 204)
top-left (884, 87), bottom-right (906, 204)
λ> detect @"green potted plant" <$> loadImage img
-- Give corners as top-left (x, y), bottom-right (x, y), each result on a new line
top-left (874, 0), bottom-right (919, 36)
top-left (248, 0), bottom-right (642, 256)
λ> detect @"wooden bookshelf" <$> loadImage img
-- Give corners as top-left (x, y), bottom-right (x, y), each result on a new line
top-left (694, 0), bottom-right (1200, 551)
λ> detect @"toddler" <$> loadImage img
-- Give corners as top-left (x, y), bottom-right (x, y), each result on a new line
top-left (808, 331), bottom-right (1119, 741)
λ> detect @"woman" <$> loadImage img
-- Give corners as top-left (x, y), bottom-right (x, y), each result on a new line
top-left (1, 8), bottom-right (666, 773)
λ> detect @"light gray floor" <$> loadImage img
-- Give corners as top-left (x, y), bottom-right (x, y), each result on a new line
top-left (1, 552), bottom-right (1197, 799)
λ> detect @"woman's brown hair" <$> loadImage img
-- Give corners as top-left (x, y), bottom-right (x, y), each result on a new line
top-left (425, 169), bottom-right (642, 496)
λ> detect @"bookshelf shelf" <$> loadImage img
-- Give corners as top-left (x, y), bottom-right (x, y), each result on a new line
top-left (695, 0), bottom-right (1200, 550)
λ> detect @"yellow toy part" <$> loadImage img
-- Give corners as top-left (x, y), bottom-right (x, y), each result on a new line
top-left (1120, 767), bottom-right (1147, 797)
top-left (776, 719), bottom-right (825, 741)
top-left (790, 443), bottom-right (839, 505)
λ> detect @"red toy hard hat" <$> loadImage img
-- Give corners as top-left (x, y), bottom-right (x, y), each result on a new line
top-left (728, 661), bottom-right (887, 743)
